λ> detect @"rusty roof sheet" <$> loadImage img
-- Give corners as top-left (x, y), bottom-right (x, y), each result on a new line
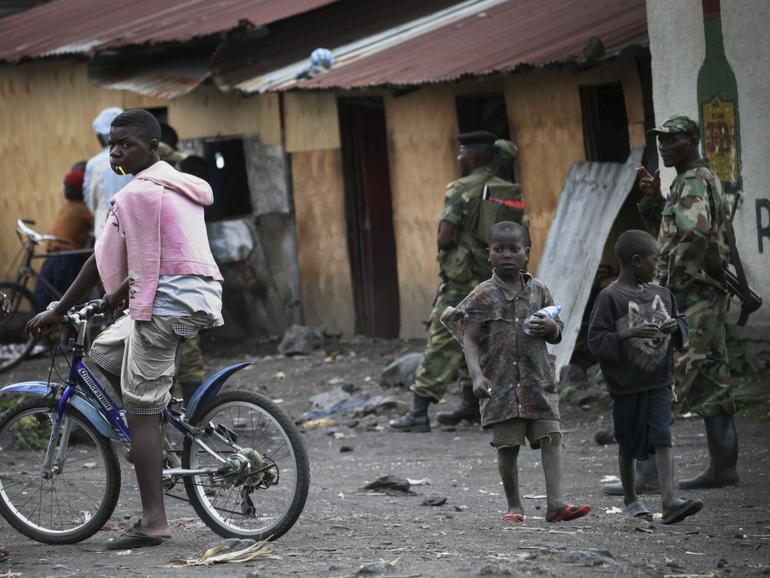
top-left (276, 0), bottom-right (647, 90)
top-left (0, 0), bottom-right (338, 63)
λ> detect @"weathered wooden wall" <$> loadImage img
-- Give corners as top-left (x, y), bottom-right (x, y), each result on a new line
top-left (384, 88), bottom-right (460, 337)
top-left (0, 61), bottom-right (164, 280)
top-left (283, 92), bottom-right (355, 335)
top-left (0, 61), bottom-right (285, 282)
top-left (504, 60), bottom-right (646, 273)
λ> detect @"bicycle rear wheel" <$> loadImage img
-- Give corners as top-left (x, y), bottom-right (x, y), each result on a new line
top-left (183, 390), bottom-right (310, 541)
top-left (0, 397), bottom-right (121, 544)
top-left (0, 282), bottom-right (40, 373)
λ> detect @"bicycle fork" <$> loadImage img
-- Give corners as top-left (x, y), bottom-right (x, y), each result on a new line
top-left (41, 389), bottom-right (75, 479)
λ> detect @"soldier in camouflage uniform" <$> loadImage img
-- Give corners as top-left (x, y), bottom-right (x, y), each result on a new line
top-left (390, 133), bottom-right (528, 432)
top-left (637, 115), bottom-right (738, 490)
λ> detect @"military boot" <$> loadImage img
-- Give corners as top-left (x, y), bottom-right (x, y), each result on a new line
top-left (388, 394), bottom-right (431, 433)
top-left (436, 387), bottom-right (481, 426)
top-left (602, 457), bottom-right (660, 495)
top-left (679, 414), bottom-right (739, 489)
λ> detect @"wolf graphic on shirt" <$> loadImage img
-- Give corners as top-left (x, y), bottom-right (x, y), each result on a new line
top-left (618, 294), bottom-right (671, 371)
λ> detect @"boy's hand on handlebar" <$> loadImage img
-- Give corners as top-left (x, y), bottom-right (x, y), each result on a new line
top-left (26, 309), bottom-right (63, 338)
top-left (103, 291), bottom-right (126, 313)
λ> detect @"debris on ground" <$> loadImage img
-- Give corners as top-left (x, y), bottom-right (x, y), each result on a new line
top-left (380, 353), bottom-right (422, 388)
top-left (421, 495), bottom-right (448, 506)
top-left (166, 538), bottom-right (278, 567)
top-left (362, 475), bottom-right (415, 495)
top-left (594, 429), bottom-right (615, 445)
top-left (356, 557), bottom-right (399, 575)
top-left (278, 325), bottom-right (325, 356)
top-left (304, 417), bottom-right (337, 429)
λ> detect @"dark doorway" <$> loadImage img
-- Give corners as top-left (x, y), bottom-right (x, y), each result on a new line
top-left (338, 97), bottom-right (400, 338)
top-left (203, 138), bottom-right (253, 221)
top-left (580, 83), bottom-right (631, 162)
top-left (456, 93), bottom-right (510, 138)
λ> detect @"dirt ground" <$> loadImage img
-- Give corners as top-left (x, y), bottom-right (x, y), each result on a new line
top-left (1, 335), bottom-right (769, 578)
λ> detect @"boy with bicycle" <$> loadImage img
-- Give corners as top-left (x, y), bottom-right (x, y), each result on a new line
top-left (28, 109), bottom-right (223, 550)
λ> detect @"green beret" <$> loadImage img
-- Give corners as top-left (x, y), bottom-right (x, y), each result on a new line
top-left (494, 139), bottom-right (518, 159)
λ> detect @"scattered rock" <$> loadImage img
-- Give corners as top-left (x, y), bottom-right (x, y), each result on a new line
top-left (353, 395), bottom-right (401, 417)
top-left (304, 417), bottom-right (337, 429)
top-left (478, 563), bottom-right (513, 575)
top-left (356, 558), bottom-right (396, 575)
top-left (278, 325), bottom-right (325, 356)
top-left (594, 429), bottom-right (615, 445)
top-left (247, 571), bottom-right (269, 578)
top-left (340, 445), bottom-right (354, 453)
top-left (562, 549), bottom-right (616, 567)
top-left (421, 495), bottom-right (447, 506)
top-left (363, 475), bottom-right (415, 495)
top-left (380, 353), bottom-right (422, 388)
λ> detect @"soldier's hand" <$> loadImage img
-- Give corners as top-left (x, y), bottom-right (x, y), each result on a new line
top-left (637, 166), bottom-right (661, 196)
top-left (658, 318), bottom-right (678, 334)
top-left (472, 377), bottom-right (494, 399)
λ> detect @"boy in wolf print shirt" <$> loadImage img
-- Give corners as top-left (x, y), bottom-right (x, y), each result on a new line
top-left (589, 230), bottom-right (702, 525)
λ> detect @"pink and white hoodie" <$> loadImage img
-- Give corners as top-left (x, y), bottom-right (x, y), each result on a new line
top-left (95, 161), bottom-right (223, 322)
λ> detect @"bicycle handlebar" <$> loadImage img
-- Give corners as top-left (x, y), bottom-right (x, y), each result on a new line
top-left (59, 299), bottom-right (109, 327)
top-left (16, 219), bottom-right (73, 246)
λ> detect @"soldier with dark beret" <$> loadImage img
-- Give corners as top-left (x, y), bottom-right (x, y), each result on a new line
top-left (390, 131), bottom-right (528, 432)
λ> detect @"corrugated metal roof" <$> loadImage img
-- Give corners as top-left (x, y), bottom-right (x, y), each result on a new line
top-left (0, 0), bottom-right (338, 63)
top-left (271, 0), bottom-right (646, 90)
top-left (536, 148), bottom-right (643, 376)
top-left (211, 0), bottom-right (467, 92)
top-left (87, 51), bottom-right (211, 100)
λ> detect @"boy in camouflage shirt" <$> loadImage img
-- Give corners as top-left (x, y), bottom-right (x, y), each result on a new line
top-left (441, 222), bottom-right (590, 524)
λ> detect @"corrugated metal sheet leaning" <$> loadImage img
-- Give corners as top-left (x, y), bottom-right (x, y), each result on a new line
top-left (536, 148), bottom-right (644, 376)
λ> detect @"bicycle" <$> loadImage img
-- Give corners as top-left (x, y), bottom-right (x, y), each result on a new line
top-left (0, 219), bottom-right (93, 372)
top-left (0, 299), bottom-right (310, 544)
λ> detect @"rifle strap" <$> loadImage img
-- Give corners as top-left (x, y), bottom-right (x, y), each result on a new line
top-left (724, 194), bottom-right (751, 300)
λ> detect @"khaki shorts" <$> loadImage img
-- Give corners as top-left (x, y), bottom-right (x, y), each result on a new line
top-left (89, 313), bottom-right (211, 415)
top-left (491, 418), bottom-right (561, 449)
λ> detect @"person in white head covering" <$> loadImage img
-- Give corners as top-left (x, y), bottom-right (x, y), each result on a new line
top-left (83, 107), bottom-right (133, 239)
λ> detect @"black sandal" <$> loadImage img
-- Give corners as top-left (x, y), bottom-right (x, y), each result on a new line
top-left (107, 522), bottom-right (169, 550)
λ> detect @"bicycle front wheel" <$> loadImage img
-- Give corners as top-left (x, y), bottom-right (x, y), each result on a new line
top-left (183, 391), bottom-right (310, 541)
top-left (0, 397), bottom-right (121, 544)
top-left (0, 281), bottom-right (40, 373)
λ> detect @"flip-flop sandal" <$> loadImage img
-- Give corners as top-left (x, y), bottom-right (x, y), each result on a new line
top-left (623, 500), bottom-right (653, 520)
top-left (662, 498), bottom-right (703, 525)
top-left (107, 522), bottom-right (169, 550)
top-left (501, 512), bottom-right (524, 524)
top-left (546, 504), bottom-right (591, 523)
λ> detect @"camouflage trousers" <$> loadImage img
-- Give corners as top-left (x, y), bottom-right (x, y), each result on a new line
top-left (673, 287), bottom-right (734, 418)
top-left (411, 282), bottom-right (475, 402)
top-left (176, 335), bottom-right (205, 388)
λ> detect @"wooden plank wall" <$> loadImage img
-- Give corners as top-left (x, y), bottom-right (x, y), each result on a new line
top-left (504, 61), bottom-right (646, 272)
top-left (0, 61), bottom-right (164, 280)
top-left (0, 60), bottom-right (284, 285)
top-left (283, 92), bottom-right (355, 334)
top-left (384, 87), bottom-right (460, 338)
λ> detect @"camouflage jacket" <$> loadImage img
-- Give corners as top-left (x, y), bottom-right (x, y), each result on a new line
top-left (441, 272), bottom-right (562, 427)
top-left (638, 166), bottom-right (730, 294)
top-left (439, 168), bottom-right (528, 285)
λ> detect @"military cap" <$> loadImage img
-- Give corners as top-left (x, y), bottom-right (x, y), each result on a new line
top-left (457, 130), bottom-right (497, 148)
top-left (494, 139), bottom-right (519, 159)
top-left (648, 115), bottom-right (700, 139)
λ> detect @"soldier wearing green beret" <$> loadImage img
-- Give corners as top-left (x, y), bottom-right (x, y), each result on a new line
top-left (390, 132), bottom-right (528, 432)
top-left (634, 115), bottom-right (738, 490)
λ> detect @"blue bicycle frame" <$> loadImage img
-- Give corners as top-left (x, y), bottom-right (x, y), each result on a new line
top-left (0, 302), bottom-right (251, 468)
